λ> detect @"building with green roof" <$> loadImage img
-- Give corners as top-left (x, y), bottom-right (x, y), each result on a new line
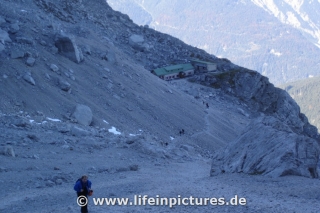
top-left (190, 59), bottom-right (217, 72)
top-left (151, 63), bottom-right (194, 80)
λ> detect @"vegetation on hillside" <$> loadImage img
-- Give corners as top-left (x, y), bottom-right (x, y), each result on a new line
top-left (280, 77), bottom-right (320, 132)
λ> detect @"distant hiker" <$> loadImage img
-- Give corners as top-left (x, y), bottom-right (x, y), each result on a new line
top-left (179, 129), bottom-right (185, 136)
top-left (206, 103), bottom-right (209, 108)
top-left (74, 175), bottom-right (92, 213)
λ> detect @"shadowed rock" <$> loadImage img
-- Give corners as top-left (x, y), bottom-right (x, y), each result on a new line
top-left (54, 33), bottom-right (83, 63)
top-left (58, 78), bottom-right (71, 92)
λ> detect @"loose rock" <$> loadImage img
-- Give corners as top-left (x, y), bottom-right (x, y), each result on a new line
top-left (50, 64), bottom-right (59, 72)
top-left (58, 78), bottom-right (71, 91)
top-left (26, 57), bottom-right (36, 66)
top-left (23, 72), bottom-right (36, 85)
top-left (54, 33), bottom-right (84, 63)
top-left (71, 104), bottom-right (93, 126)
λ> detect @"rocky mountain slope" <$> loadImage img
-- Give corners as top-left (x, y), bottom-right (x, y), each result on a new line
top-left (107, 0), bottom-right (320, 85)
top-left (1, 0), bottom-right (320, 212)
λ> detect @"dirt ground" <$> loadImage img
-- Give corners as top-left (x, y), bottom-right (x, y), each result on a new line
top-left (1, 100), bottom-right (320, 213)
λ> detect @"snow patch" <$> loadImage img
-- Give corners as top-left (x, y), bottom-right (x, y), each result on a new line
top-left (108, 126), bottom-right (121, 135)
top-left (286, 11), bottom-right (301, 27)
top-left (270, 49), bottom-right (282, 56)
top-left (46, 117), bottom-right (61, 122)
top-left (283, 0), bottom-right (304, 12)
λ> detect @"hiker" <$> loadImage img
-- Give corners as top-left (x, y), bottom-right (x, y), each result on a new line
top-left (74, 175), bottom-right (92, 213)
top-left (179, 129), bottom-right (185, 136)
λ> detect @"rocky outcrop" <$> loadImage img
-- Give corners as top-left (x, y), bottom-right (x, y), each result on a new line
top-left (210, 116), bottom-right (320, 178)
top-left (54, 33), bottom-right (83, 63)
top-left (197, 68), bottom-right (320, 178)
top-left (196, 68), bottom-right (319, 139)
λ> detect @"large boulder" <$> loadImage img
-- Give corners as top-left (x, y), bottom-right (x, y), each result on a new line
top-left (71, 104), bottom-right (92, 126)
top-left (210, 116), bottom-right (320, 178)
top-left (129, 34), bottom-right (146, 51)
top-left (54, 33), bottom-right (83, 63)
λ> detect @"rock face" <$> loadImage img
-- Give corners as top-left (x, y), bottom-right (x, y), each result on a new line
top-left (197, 68), bottom-right (319, 139)
top-left (210, 116), bottom-right (320, 178)
top-left (71, 104), bottom-right (92, 126)
top-left (198, 68), bottom-right (320, 178)
top-left (54, 33), bottom-right (84, 63)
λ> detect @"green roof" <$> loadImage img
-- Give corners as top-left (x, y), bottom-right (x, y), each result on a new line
top-left (153, 63), bottom-right (194, 76)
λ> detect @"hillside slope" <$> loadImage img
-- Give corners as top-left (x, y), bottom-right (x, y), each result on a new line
top-left (0, 0), bottom-right (320, 212)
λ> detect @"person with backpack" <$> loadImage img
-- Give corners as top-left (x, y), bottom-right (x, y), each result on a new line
top-left (74, 175), bottom-right (92, 213)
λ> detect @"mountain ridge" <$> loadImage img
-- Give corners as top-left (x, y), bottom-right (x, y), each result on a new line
top-left (107, 0), bottom-right (320, 85)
